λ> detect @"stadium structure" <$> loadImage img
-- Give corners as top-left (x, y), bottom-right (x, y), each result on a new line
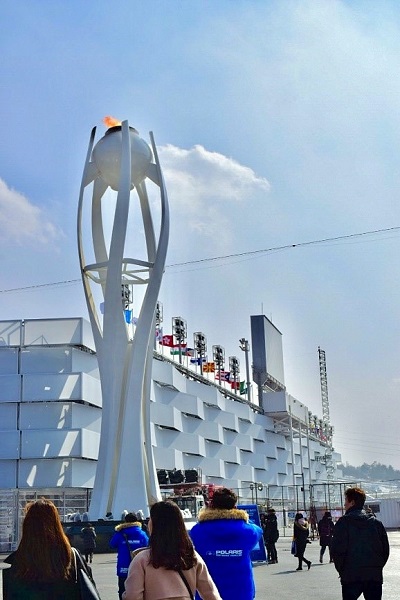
top-left (0, 314), bottom-right (343, 551)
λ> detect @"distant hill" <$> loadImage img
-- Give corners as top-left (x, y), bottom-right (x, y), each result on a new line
top-left (339, 461), bottom-right (400, 482)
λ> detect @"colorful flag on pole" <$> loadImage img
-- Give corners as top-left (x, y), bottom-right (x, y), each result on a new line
top-left (239, 381), bottom-right (247, 395)
top-left (215, 371), bottom-right (231, 382)
top-left (155, 327), bottom-right (163, 341)
top-left (190, 356), bottom-right (207, 365)
top-left (170, 344), bottom-right (187, 355)
top-left (230, 381), bottom-right (240, 390)
top-left (203, 362), bottom-right (215, 373)
top-left (160, 335), bottom-right (174, 347)
top-left (182, 347), bottom-right (194, 356)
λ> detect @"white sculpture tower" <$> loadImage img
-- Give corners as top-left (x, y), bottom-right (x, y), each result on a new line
top-left (77, 119), bottom-right (169, 518)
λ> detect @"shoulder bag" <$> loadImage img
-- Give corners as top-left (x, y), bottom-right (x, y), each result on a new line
top-left (177, 569), bottom-right (194, 600)
top-left (72, 547), bottom-right (101, 600)
top-left (291, 539), bottom-right (297, 556)
top-left (123, 533), bottom-right (136, 561)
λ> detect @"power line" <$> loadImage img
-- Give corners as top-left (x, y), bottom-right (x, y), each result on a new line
top-left (167, 225), bottom-right (400, 267)
top-left (0, 225), bottom-right (399, 294)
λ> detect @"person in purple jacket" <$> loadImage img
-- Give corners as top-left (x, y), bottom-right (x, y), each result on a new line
top-left (190, 488), bottom-right (263, 600)
top-left (110, 512), bottom-right (149, 600)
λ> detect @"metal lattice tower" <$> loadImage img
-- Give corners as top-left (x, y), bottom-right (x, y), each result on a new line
top-left (318, 347), bottom-right (335, 479)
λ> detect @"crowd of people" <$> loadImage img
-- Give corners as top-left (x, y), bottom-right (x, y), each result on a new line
top-left (1, 486), bottom-right (390, 600)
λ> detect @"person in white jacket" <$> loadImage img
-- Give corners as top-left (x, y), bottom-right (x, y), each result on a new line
top-left (123, 501), bottom-right (221, 600)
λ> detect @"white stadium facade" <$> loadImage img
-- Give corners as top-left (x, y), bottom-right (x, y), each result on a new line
top-left (0, 315), bottom-right (343, 551)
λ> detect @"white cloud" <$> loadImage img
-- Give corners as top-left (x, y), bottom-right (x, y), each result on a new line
top-left (0, 178), bottom-right (60, 245)
top-left (158, 144), bottom-right (270, 252)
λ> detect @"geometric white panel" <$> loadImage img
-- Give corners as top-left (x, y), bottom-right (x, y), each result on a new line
top-left (0, 321), bottom-right (22, 347)
top-left (23, 318), bottom-right (95, 351)
top-left (18, 458), bottom-right (96, 488)
top-left (0, 460), bottom-right (17, 487)
top-left (0, 431), bottom-right (20, 458)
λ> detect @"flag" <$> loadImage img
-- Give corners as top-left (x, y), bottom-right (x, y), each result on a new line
top-left (230, 380), bottom-right (240, 390)
top-left (190, 356), bottom-right (207, 365)
top-left (239, 381), bottom-right (247, 395)
top-left (170, 344), bottom-right (187, 355)
top-left (203, 362), bottom-right (215, 373)
top-left (215, 371), bottom-right (231, 382)
top-left (155, 327), bottom-right (163, 341)
top-left (182, 347), bottom-right (194, 357)
top-left (160, 335), bottom-right (174, 347)
top-left (124, 310), bottom-right (132, 324)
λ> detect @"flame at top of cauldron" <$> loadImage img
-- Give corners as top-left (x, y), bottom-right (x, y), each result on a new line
top-left (103, 115), bottom-right (122, 128)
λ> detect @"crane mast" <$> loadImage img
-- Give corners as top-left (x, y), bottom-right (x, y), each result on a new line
top-left (318, 346), bottom-right (335, 479)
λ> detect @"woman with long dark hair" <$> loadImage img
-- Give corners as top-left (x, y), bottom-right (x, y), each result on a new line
top-left (123, 500), bottom-right (222, 600)
top-left (2, 498), bottom-right (91, 599)
top-left (293, 512), bottom-right (312, 571)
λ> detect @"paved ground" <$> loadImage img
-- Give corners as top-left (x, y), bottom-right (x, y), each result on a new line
top-left (1, 531), bottom-right (399, 599)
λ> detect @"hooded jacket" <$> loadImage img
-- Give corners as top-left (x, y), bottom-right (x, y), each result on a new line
top-left (331, 508), bottom-right (389, 583)
top-left (190, 507), bottom-right (263, 600)
top-left (110, 522), bottom-right (149, 577)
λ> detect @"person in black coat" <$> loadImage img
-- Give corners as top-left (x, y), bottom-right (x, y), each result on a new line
top-left (317, 511), bottom-right (334, 563)
top-left (263, 508), bottom-right (279, 563)
top-left (81, 523), bottom-right (96, 563)
top-left (331, 487), bottom-right (389, 600)
top-left (293, 512), bottom-right (311, 571)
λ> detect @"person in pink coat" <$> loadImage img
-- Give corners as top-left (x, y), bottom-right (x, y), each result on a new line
top-left (123, 500), bottom-right (222, 600)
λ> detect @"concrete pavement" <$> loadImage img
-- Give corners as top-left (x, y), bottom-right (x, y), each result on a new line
top-left (1, 531), bottom-right (399, 599)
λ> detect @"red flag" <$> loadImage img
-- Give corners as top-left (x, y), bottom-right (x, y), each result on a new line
top-left (230, 381), bottom-right (240, 390)
top-left (160, 335), bottom-right (174, 347)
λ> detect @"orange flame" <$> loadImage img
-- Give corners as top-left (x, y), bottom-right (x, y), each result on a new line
top-left (103, 115), bottom-right (122, 128)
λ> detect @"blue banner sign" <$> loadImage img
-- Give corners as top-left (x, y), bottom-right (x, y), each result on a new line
top-left (238, 504), bottom-right (267, 563)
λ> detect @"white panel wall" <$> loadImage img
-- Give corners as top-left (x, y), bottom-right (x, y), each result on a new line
top-left (18, 458), bottom-right (96, 488)
top-left (153, 447), bottom-right (184, 470)
top-left (23, 318), bottom-right (95, 351)
top-left (214, 410), bottom-right (239, 431)
top-left (20, 429), bottom-right (100, 460)
top-left (20, 347), bottom-right (73, 374)
top-left (0, 432), bottom-right (20, 458)
top-left (22, 373), bottom-right (101, 406)
top-left (21, 430), bottom-right (81, 458)
top-left (0, 321), bottom-right (22, 347)
top-left (0, 375), bottom-right (21, 403)
top-left (81, 373), bottom-right (102, 408)
top-left (0, 348), bottom-right (19, 374)
top-left (0, 460), bottom-right (17, 487)
top-left (71, 348), bottom-right (99, 379)
top-left (151, 403), bottom-right (183, 431)
top-left (163, 392), bottom-right (205, 420)
top-left (0, 404), bottom-right (17, 429)
top-left (19, 403), bottom-right (101, 433)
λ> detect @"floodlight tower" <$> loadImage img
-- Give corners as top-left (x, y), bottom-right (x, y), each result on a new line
top-left (318, 346), bottom-right (335, 479)
top-left (77, 120), bottom-right (169, 518)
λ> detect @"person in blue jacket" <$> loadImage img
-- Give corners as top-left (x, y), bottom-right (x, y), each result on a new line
top-left (109, 512), bottom-right (149, 600)
top-left (190, 487), bottom-right (263, 600)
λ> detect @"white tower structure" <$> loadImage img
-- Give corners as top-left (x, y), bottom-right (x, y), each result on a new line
top-left (77, 120), bottom-right (169, 518)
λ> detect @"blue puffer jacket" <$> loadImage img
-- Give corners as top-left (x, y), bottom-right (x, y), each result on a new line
top-left (109, 522), bottom-right (149, 576)
top-left (190, 508), bottom-right (263, 600)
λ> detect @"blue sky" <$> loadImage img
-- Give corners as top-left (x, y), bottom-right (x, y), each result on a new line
top-left (1, 0), bottom-right (400, 469)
